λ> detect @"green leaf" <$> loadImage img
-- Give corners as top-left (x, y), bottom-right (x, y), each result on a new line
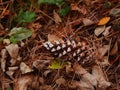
top-left (59, 5), bottom-right (70, 16)
top-left (9, 27), bottom-right (32, 41)
top-left (16, 11), bottom-right (36, 23)
top-left (49, 59), bottom-right (66, 69)
top-left (7, 87), bottom-right (12, 90)
top-left (38, 0), bottom-right (63, 6)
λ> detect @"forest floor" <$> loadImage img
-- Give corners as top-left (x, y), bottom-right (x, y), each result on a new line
top-left (0, 0), bottom-right (120, 90)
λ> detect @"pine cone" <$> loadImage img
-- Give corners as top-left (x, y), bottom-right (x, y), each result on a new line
top-left (43, 39), bottom-right (95, 67)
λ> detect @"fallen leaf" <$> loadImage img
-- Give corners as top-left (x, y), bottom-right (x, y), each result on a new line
top-left (3, 39), bottom-right (10, 45)
top-left (94, 25), bottom-right (106, 36)
top-left (71, 80), bottom-right (95, 90)
top-left (92, 65), bottom-right (111, 89)
top-left (20, 62), bottom-right (33, 74)
top-left (5, 44), bottom-right (19, 59)
top-left (1, 49), bottom-right (7, 72)
top-left (73, 63), bottom-right (97, 86)
top-left (98, 45), bottom-right (109, 58)
top-left (55, 77), bottom-right (66, 85)
top-left (98, 17), bottom-right (110, 25)
top-left (103, 26), bottom-right (111, 36)
top-left (83, 18), bottom-right (94, 26)
top-left (53, 10), bottom-right (62, 24)
top-left (109, 8), bottom-right (120, 16)
top-left (110, 41), bottom-right (118, 55)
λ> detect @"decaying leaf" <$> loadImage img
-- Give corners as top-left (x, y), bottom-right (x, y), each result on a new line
top-left (83, 18), bottom-right (94, 26)
top-left (20, 62), bottom-right (33, 74)
top-left (53, 11), bottom-right (62, 24)
top-left (55, 77), bottom-right (66, 85)
top-left (73, 63), bottom-right (97, 86)
top-left (14, 75), bottom-right (34, 90)
top-left (3, 39), bottom-right (10, 45)
top-left (109, 8), bottom-right (120, 16)
top-left (72, 80), bottom-right (95, 90)
top-left (48, 34), bottom-right (64, 43)
top-left (94, 25), bottom-right (105, 36)
top-left (92, 65), bottom-right (111, 89)
top-left (98, 17), bottom-right (110, 25)
top-left (1, 49), bottom-right (7, 72)
top-left (110, 41), bottom-right (118, 55)
top-left (103, 26), bottom-right (111, 36)
top-left (98, 45), bottom-right (109, 58)
top-left (5, 44), bottom-right (19, 59)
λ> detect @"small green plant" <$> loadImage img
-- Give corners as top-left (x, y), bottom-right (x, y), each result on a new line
top-left (7, 87), bottom-right (12, 90)
top-left (59, 5), bottom-right (70, 16)
top-left (38, 0), bottom-right (63, 6)
top-left (16, 11), bottom-right (36, 23)
top-left (49, 59), bottom-right (66, 69)
top-left (38, 0), bottom-right (70, 16)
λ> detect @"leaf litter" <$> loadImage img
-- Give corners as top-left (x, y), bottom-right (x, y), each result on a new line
top-left (0, 0), bottom-right (120, 90)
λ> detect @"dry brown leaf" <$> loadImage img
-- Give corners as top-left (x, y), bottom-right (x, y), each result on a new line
top-left (53, 11), bottom-right (62, 24)
top-left (20, 62), bottom-right (33, 74)
top-left (1, 49), bottom-right (7, 72)
top-left (98, 17), bottom-right (110, 25)
top-left (55, 77), bottom-right (66, 85)
top-left (5, 44), bottom-right (19, 59)
top-left (103, 26), bottom-right (111, 36)
top-left (3, 39), bottom-right (10, 45)
top-left (14, 75), bottom-right (34, 90)
top-left (94, 25), bottom-right (105, 36)
top-left (73, 63), bottom-right (97, 86)
top-left (83, 18), bottom-right (94, 26)
top-left (48, 34), bottom-right (64, 43)
top-left (110, 41), bottom-right (118, 55)
top-left (98, 45), bottom-right (109, 58)
top-left (92, 65), bottom-right (111, 89)
top-left (71, 80), bottom-right (94, 90)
